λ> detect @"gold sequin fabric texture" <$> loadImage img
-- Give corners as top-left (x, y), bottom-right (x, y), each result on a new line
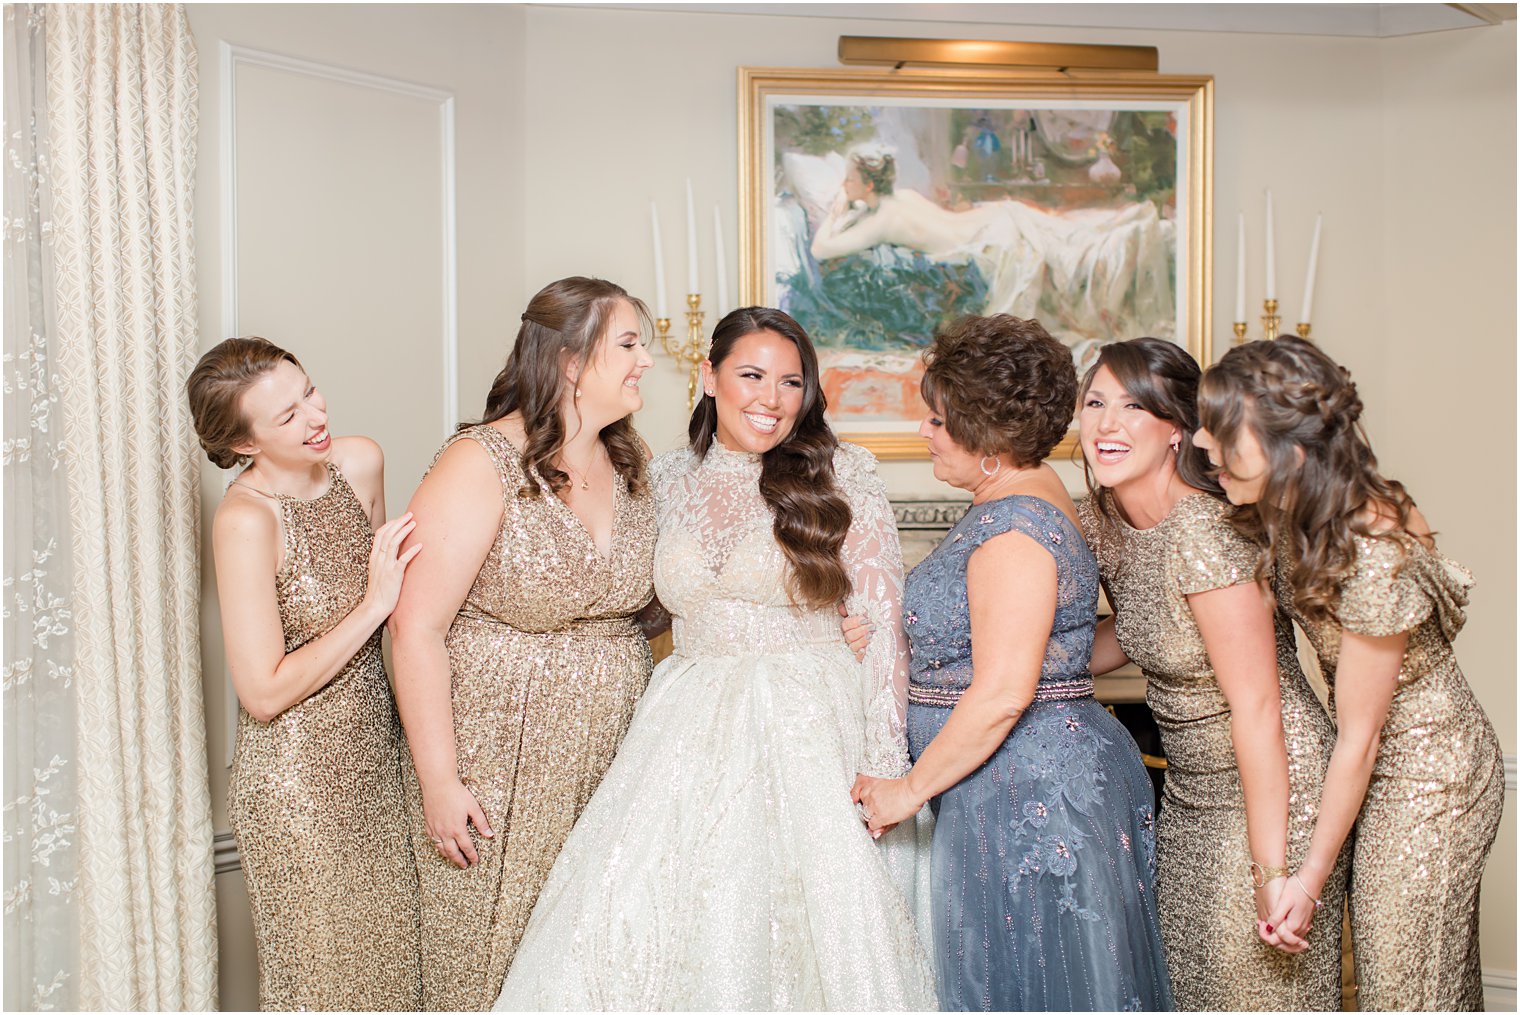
top-left (1280, 534), bottom-right (1503, 1011)
top-left (1080, 492), bottom-right (1347, 1011)
top-left (226, 463), bottom-right (422, 1011)
top-left (405, 425), bottom-right (656, 1010)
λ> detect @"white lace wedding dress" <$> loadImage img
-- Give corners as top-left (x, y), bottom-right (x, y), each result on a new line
top-left (493, 440), bottom-right (936, 1011)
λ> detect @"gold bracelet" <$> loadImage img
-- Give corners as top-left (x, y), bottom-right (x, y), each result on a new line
top-left (1290, 874), bottom-right (1323, 909)
top-left (1249, 861), bottom-right (1289, 888)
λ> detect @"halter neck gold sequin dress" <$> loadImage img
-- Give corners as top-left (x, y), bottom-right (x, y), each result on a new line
top-left (1080, 492), bottom-right (1347, 1011)
top-left (406, 424), bottom-right (656, 1010)
top-left (1279, 534), bottom-right (1502, 1011)
top-left (226, 463), bottom-right (422, 1011)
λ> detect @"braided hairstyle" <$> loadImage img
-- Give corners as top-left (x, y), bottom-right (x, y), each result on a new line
top-left (851, 151), bottom-right (896, 196)
top-left (1197, 336), bottom-right (1419, 622)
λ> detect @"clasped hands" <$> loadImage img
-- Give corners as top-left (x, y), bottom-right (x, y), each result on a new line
top-left (1254, 871), bottom-right (1322, 954)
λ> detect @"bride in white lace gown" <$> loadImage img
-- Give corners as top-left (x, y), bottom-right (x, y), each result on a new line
top-left (494, 308), bottom-right (936, 1011)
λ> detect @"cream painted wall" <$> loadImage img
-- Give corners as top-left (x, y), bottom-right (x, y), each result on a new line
top-left (520, 3), bottom-right (1516, 995)
top-left (187, 5), bottom-right (526, 1009)
top-left (1376, 22), bottom-right (1517, 983)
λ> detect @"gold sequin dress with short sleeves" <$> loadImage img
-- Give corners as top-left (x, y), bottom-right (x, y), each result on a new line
top-left (405, 424), bottom-right (656, 1011)
top-left (1080, 491), bottom-right (1348, 1011)
top-left (1280, 534), bottom-right (1502, 1012)
top-left (226, 462), bottom-right (422, 1011)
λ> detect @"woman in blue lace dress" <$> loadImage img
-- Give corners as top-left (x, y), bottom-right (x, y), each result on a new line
top-left (854, 315), bottom-right (1173, 1011)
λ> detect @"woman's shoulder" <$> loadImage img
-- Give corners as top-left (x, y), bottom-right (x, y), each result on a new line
top-left (330, 435), bottom-right (382, 494)
top-left (213, 481), bottom-right (280, 546)
top-left (649, 445), bottom-right (697, 487)
top-left (832, 441), bottom-right (881, 482)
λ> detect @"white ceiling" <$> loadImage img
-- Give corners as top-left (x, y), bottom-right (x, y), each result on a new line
top-left (553, 3), bottom-right (1517, 38)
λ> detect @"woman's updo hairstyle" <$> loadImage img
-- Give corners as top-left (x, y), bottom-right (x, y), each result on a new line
top-left (186, 336), bottom-right (303, 470)
top-left (1198, 335), bottom-right (1418, 621)
top-left (851, 150), bottom-right (896, 196)
top-left (477, 275), bottom-right (651, 498)
top-left (688, 307), bottom-right (851, 611)
top-left (1078, 337), bottom-right (1222, 531)
top-left (920, 314), bottom-right (1076, 466)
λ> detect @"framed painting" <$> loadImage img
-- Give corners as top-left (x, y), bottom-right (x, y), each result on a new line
top-left (739, 67), bottom-right (1213, 459)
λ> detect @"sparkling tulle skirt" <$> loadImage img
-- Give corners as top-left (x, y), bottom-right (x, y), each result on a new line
top-left (494, 634), bottom-right (937, 1011)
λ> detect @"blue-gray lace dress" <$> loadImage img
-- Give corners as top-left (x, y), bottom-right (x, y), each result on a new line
top-left (904, 495), bottom-right (1174, 1011)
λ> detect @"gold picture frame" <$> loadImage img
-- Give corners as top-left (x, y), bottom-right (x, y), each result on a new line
top-left (739, 66), bottom-right (1213, 460)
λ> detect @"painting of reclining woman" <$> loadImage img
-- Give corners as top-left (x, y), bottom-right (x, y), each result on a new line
top-left (763, 93), bottom-right (1201, 431)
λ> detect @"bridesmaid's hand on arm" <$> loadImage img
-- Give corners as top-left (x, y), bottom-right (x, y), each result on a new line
top-left (390, 438), bottom-right (506, 869)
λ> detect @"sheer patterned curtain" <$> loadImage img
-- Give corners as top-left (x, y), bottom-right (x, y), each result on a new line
top-left (4, 5), bottom-right (80, 1010)
top-left (5, 3), bottom-right (218, 1008)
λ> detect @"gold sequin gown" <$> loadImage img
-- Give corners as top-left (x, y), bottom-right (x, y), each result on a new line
top-left (1280, 534), bottom-right (1503, 1011)
top-left (406, 424), bottom-right (656, 1011)
top-left (226, 463), bottom-right (422, 1011)
top-left (1080, 492), bottom-right (1347, 1011)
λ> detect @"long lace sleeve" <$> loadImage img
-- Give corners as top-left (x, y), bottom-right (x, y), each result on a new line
top-left (835, 444), bottom-right (912, 779)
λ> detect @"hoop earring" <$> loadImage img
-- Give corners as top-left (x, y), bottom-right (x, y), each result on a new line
top-left (1170, 439), bottom-right (1180, 455)
top-left (979, 455), bottom-right (1002, 478)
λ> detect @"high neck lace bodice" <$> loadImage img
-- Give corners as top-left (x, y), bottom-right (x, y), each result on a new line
top-left (647, 440), bottom-right (913, 778)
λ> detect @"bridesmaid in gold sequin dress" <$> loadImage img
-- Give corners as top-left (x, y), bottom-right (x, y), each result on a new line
top-left (391, 277), bottom-right (659, 1010)
top-left (1198, 336), bottom-right (1503, 1012)
top-left (189, 338), bottom-right (423, 1010)
top-left (1075, 339), bottom-right (1346, 1010)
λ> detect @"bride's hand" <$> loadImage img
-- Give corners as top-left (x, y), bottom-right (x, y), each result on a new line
top-left (851, 773), bottom-right (921, 837)
top-left (838, 603), bottom-right (872, 662)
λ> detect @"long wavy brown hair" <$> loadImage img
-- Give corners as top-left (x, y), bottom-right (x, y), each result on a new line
top-left (688, 307), bottom-right (851, 610)
top-left (474, 276), bottom-right (650, 498)
top-left (1078, 337), bottom-right (1223, 536)
top-left (1197, 336), bottom-right (1419, 622)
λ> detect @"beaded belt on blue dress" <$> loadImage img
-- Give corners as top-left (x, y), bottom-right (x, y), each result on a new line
top-left (907, 675), bottom-right (1095, 708)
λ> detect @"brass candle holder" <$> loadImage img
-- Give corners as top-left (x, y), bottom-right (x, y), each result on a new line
top-left (1261, 298), bottom-right (1281, 342)
top-left (1232, 298), bottom-right (1309, 344)
top-left (657, 292), bottom-right (709, 412)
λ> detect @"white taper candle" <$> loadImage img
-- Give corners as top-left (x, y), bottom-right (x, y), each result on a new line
top-left (685, 179), bottom-right (699, 295)
top-left (650, 201), bottom-right (669, 319)
top-left (1235, 211), bottom-right (1246, 322)
top-left (1265, 190), bottom-right (1276, 301)
top-left (1300, 213), bottom-right (1322, 325)
top-left (713, 204), bottom-right (729, 318)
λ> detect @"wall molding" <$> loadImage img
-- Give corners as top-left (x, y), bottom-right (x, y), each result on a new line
top-left (213, 831), bottom-right (240, 876)
top-left (1484, 969), bottom-right (1516, 1011)
top-left (217, 42), bottom-right (460, 767)
top-left (1505, 753), bottom-right (1515, 793)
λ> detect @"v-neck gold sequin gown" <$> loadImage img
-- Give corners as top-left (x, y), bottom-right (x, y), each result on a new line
top-left (405, 424), bottom-right (657, 1011)
top-left (1080, 492), bottom-right (1347, 1011)
top-left (1279, 534), bottom-right (1502, 1012)
top-left (226, 463), bottom-right (422, 1011)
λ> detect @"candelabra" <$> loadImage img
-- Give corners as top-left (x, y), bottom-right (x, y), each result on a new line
top-left (657, 292), bottom-right (708, 411)
top-left (1232, 298), bottom-right (1311, 345)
